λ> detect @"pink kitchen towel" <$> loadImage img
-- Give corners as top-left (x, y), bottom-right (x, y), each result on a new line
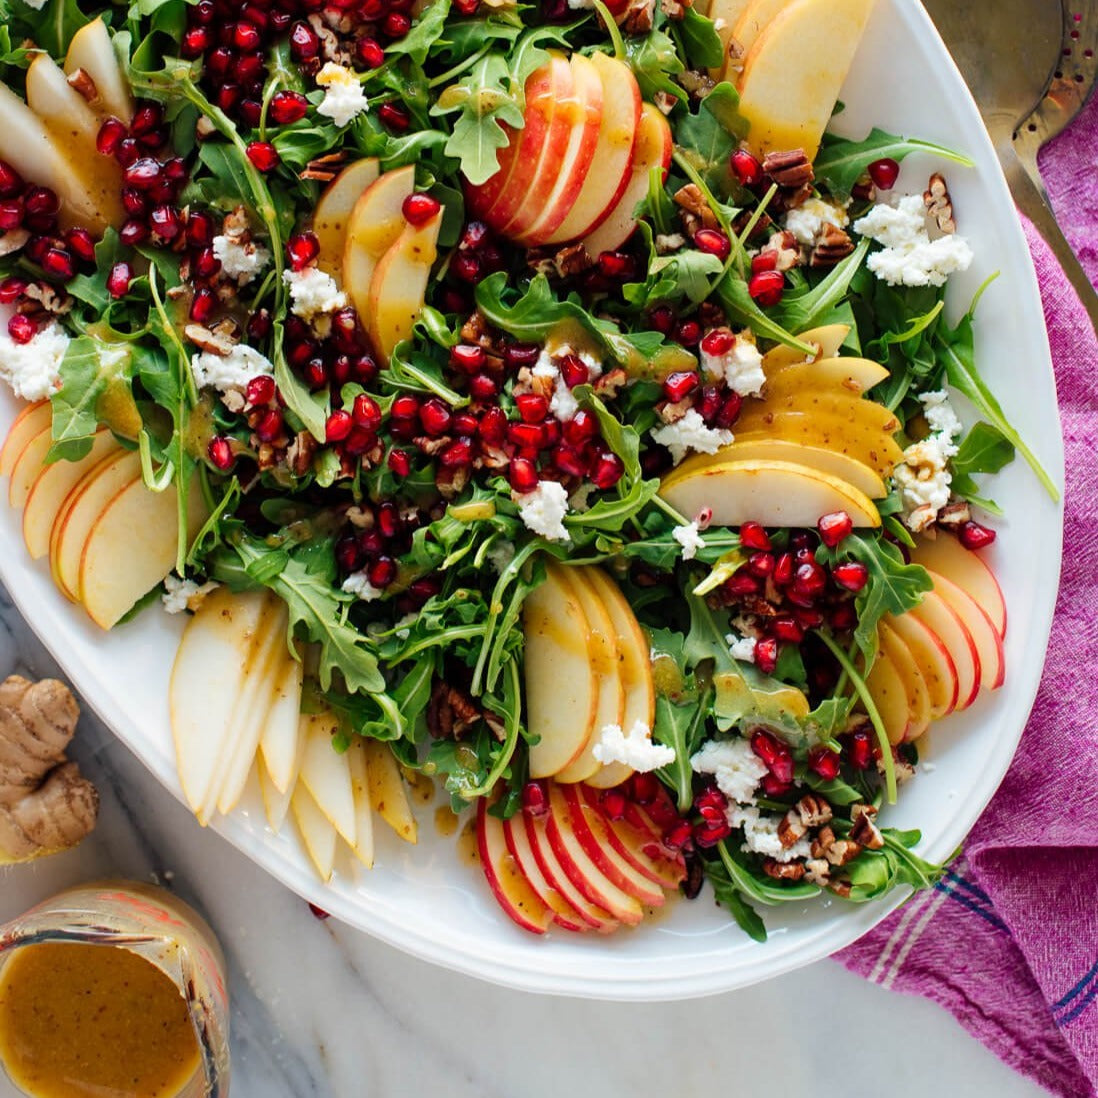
top-left (836, 93), bottom-right (1098, 1096)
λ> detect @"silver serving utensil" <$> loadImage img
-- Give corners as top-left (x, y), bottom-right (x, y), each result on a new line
top-left (923, 0), bottom-right (1098, 334)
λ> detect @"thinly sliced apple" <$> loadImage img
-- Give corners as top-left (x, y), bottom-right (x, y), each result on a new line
top-left (660, 458), bottom-right (880, 529)
top-left (878, 620), bottom-right (931, 741)
top-left (52, 449), bottom-right (141, 602)
top-left (170, 588), bottom-right (270, 815)
top-left (363, 207), bottom-right (442, 364)
top-left (885, 610), bottom-right (958, 719)
top-left (865, 647), bottom-right (910, 745)
top-left (24, 432), bottom-right (119, 559)
top-left (511, 53), bottom-right (604, 245)
top-left (736, 388), bottom-right (899, 437)
top-left (0, 401), bottom-right (50, 478)
top-left (543, 53), bottom-right (640, 245)
top-left (258, 755), bottom-right (296, 831)
top-left (314, 157), bottom-right (380, 276)
top-left (345, 738), bottom-right (375, 868)
top-left (362, 739), bottom-right (417, 843)
top-left (927, 570), bottom-right (1005, 692)
top-left (502, 808), bottom-right (588, 931)
top-left (669, 438), bottom-right (886, 500)
top-left (79, 473), bottom-right (208, 628)
top-left (477, 797), bottom-right (554, 934)
top-left (908, 589), bottom-right (980, 711)
top-left (737, 0), bottom-right (878, 160)
top-left (343, 164), bottom-right (415, 331)
top-left (291, 783), bottom-right (338, 881)
top-left (761, 324), bottom-right (850, 372)
top-left (706, 0), bottom-right (754, 78)
top-left (726, 0), bottom-right (796, 80)
top-left (910, 532), bottom-right (1006, 638)
top-left (554, 569), bottom-right (625, 784)
top-left (258, 655), bottom-right (305, 794)
top-left (64, 17), bottom-right (135, 122)
top-left (763, 357), bottom-right (889, 397)
top-left (7, 425), bottom-right (54, 509)
top-left (581, 103), bottom-right (672, 258)
top-left (525, 563), bottom-right (599, 778)
top-left (299, 710), bottom-right (357, 846)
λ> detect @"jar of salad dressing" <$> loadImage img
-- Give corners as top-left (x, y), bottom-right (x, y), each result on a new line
top-left (0, 882), bottom-right (230, 1098)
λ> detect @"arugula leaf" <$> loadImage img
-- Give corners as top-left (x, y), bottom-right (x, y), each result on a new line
top-left (385, 0), bottom-right (451, 66)
top-left (814, 127), bottom-right (974, 200)
top-left (15, 0), bottom-right (90, 57)
top-left (676, 6), bottom-right (724, 70)
top-left (625, 29), bottom-right (686, 107)
top-left (705, 858), bottom-right (768, 942)
top-left (770, 239), bottom-right (870, 335)
top-left (837, 826), bottom-right (946, 901)
top-left (49, 337), bottom-right (136, 462)
top-left (653, 691), bottom-right (709, 812)
top-left (674, 82), bottom-right (748, 194)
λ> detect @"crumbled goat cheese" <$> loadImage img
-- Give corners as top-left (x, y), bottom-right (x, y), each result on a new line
top-left (341, 571), bottom-right (384, 601)
top-left (650, 408), bottom-right (734, 465)
top-left (532, 346), bottom-right (601, 422)
top-left (486, 539), bottom-right (516, 574)
top-left (727, 804), bottom-right (812, 862)
top-left (672, 521), bottom-right (705, 561)
top-left (191, 343), bottom-right (274, 400)
top-left (691, 737), bottom-right (767, 805)
top-left (701, 335), bottom-right (765, 397)
top-left (316, 63), bottom-right (369, 128)
top-left (920, 389), bottom-right (963, 439)
top-left (593, 721), bottom-right (675, 771)
top-left (0, 322), bottom-right (68, 401)
top-left (854, 194), bottom-right (973, 287)
top-left (161, 574), bottom-right (219, 614)
top-left (513, 480), bottom-right (570, 542)
top-left (894, 389), bottom-right (964, 531)
top-left (283, 266), bottom-right (347, 328)
top-left (783, 197), bottom-right (849, 246)
top-left (211, 234), bottom-right (270, 283)
top-left (726, 633), bottom-right (757, 663)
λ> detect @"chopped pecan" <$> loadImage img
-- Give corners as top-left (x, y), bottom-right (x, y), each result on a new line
top-left (794, 793), bottom-right (833, 829)
top-left (286, 431), bottom-right (318, 478)
top-left (762, 148), bottom-right (814, 189)
top-left (0, 229), bottom-right (30, 258)
top-left (414, 435), bottom-right (452, 457)
top-left (221, 206), bottom-right (251, 241)
top-left (478, 443), bottom-right (510, 471)
top-left (436, 464), bottom-right (470, 499)
top-left (660, 0), bottom-right (690, 17)
top-left (850, 804), bottom-right (885, 850)
top-left (184, 324), bottom-right (234, 356)
top-left (483, 712), bottom-right (506, 742)
top-left (657, 398), bottom-right (693, 425)
top-left (936, 500), bottom-right (971, 529)
top-left (301, 152), bottom-right (348, 183)
top-left (345, 506), bottom-right (376, 529)
top-left (594, 367), bottom-right (627, 399)
top-left (778, 810), bottom-right (807, 849)
top-left (825, 838), bottom-right (862, 866)
top-left (308, 13), bottom-right (351, 64)
top-left (804, 858), bottom-right (831, 886)
top-left (673, 184), bottom-right (719, 230)
top-left (924, 172), bottom-right (956, 234)
top-left (723, 37), bottom-right (745, 77)
top-left (827, 878), bottom-right (853, 898)
top-left (697, 301), bottom-right (727, 329)
top-left (731, 208), bottom-right (772, 240)
top-left (655, 232), bottom-right (686, 255)
top-left (553, 242), bottom-right (594, 278)
top-left (810, 223), bottom-right (855, 267)
top-left (653, 90), bottom-right (677, 115)
top-left (22, 282), bottom-right (70, 316)
top-left (621, 0), bottom-right (655, 35)
top-left (426, 680), bottom-right (482, 740)
top-left (758, 229), bottom-right (801, 272)
top-left (879, 750), bottom-right (916, 786)
top-left (211, 317), bottom-right (241, 342)
top-left (763, 858), bottom-right (806, 880)
top-left (196, 115), bottom-right (217, 141)
top-left (851, 176), bottom-right (877, 203)
top-left (66, 67), bottom-right (99, 103)
top-left (811, 824), bottom-right (836, 860)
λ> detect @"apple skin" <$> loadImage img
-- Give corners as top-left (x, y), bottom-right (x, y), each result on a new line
top-left (885, 610), bottom-right (959, 719)
top-left (908, 588), bottom-right (981, 711)
top-left (0, 400), bottom-right (51, 478)
top-left (502, 808), bottom-right (588, 931)
top-left (926, 570), bottom-right (1005, 692)
top-left (477, 797), bottom-right (554, 935)
top-left (7, 424), bottom-right (54, 510)
top-left (314, 157), bottom-right (380, 276)
top-left (910, 532), bottom-right (1006, 639)
top-left (878, 621), bottom-right (931, 741)
top-left (579, 786), bottom-right (686, 889)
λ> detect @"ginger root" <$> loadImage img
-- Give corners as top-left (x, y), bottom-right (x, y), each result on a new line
top-left (0, 675), bottom-right (99, 863)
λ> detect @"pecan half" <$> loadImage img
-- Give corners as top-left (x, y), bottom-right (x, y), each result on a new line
top-left (810, 223), bottom-right (855, 267)
top-left (804, 858), bottom-right (831, 886)
top-left (66, 67), bottom-right (99, 103)
top-left (794, 793), bottom-right (833, 829)
top-left (924, 172), bottom-right (956, 234)
top-left (778, 810), bottom-right (807, 849)
top-left (621, 0), bottom-right (655, 34)
top-left (763, 858), bottom-right (806, 880)
top-left (426, 680), bottom-right (482, 740)
top-left (673, 184), bottom-right (719, 229)
top-left (762, 148), bottom-right (814, 189)
top-left (849, 803), bottom-right (885, 850)
top-left (184, 324), bottom-right (235, 356)
top-left (936, 500), bottom-right (971, 529)
top-left (287, 431), bottom-right (318, 478)
top-left (759, 229), bottom-right (801, 272)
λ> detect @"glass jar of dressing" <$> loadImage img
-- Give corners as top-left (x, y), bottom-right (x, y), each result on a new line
top-left (0, 881), bottom-right (230, 1098)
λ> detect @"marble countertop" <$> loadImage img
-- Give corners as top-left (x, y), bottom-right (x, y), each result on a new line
top-left (0, 588), bottom-right (1048, 1098)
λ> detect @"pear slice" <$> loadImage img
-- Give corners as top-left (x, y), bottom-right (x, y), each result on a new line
top-left (0, 401), bottom-right (51, 478)
top-left (258, 755), bottom-right (296, 832)
top-left (64, 17), bottom-right (135, 122)
top-left (362, 739), bottom-right (417, 843)
top-left (725, 0), bottom-right (796, 81)
top-left (258, 653), bottom-right (306, 794)
top-left (314, 157), bottom-right (380, 276)
top-left (299, 710), bottom-right (357, 847)
top-left (761, 324), bottom-right (850, 372)
top-left (706, 0), bottom-right (754, 79)
top-left (346, 739), bottom-right (375, 868)
top-left (291, 783), bottom-right (339, 881)
top-left (762, 357), bottom-right (889, 397)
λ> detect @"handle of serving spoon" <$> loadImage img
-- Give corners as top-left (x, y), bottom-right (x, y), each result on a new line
top-left (998, 143), bottom-right (1098, 339)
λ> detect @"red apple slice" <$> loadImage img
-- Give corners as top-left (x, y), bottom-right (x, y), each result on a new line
top-left (477, 798), bottom-right (554, 935)
top-left (542, 52), bottom-right (641, 245)
top-left (0, 400), bottom-right (50, 478)
top-left (7, 423), bottom-right (54, 509)
top-left (611, 796), bottom-right (688, 888)
top-left (884, 610), bottom-right (959, 719)
top-left (910, 532), bottom-right (1006, 638)
top-left (503, 808), bottom-right (588, 932)
top-left (909, 588), bottom-right (981, 711)
top-left (927, 570), bottom-right (1005, 692)
top-left (581, 103), bottom-right (672, 258)
top-left (878, 620), bottom-right (931, 741)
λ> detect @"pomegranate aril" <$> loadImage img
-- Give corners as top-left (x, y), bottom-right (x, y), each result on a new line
top-left (868, 157), bottom-right (900, 191)
top-left (662, 370), bottom-right (699, 402)
top-left (123, 157), bottom-right (162, 190)
top-left (96, 117), bottom-right (128, 156)
top-left (206, 47), bottom-right (233, 81)
top-left (696, 385), bottom-right (723, 423)
top-left (353, 353), bottom-right (378, 385)
top-left (0, 277), bottom-right (27, 304)
top-left (368, 556), bottom-right (397, 588)
top-left (7, 314), bottom-right (38, 345)
top-left (387, 448), bottom-right (412, 476)
top-left (521, 780), bottom-right (549, 817)
top-left (694, 227), bottom-right (731, 260)
top-left (828, 602), bottom-right (858, 631)
top-left (25, 187), bottom-right (59, 219)
top-left (770, 616), bottom-right (804, 644)
top-left (663, 819), bottom-right (694, 851)
top-left (592, 451), bottom-right (625, 489)
top-left (0, 161), bottom-right (21, 200)
top-left (449, 343), bottom-right (485, 374)
top-left (65, 227), bottom-right (97, 263)
top-left (356, 36), bottom-right (385, 68)
top-left (478, 406), bottom-right (507, 443)
top-left (739, 521), bottom-right (771, 552)
top-left (648, 305), bottom-right (674, 334)
top-left (377, 502), bottom-right (401, 539)
top-left (596, 250), bottom-right (635, 279)
top-left (751, 251), bottom-right (778, 275)
top-left (450, 251), bottom-right (481, 283)
top-left (503, 342), bottom-right (540, 371)
top-left (754, 635), bottom-right (779, 674)
top-left (391, 394), bottom-right (421, 419)
top-left (347, 394), bottom-right (379, 431)
top-left (114, 137), bottom-right (141, 167)
top-left (553, 445), bottom-right (588, 477)
top-left (793, 559), bottom-right (827, 600)
top-left (245, 374), bottom-right (276, 407)
top-left (562, 409), bottom-right (598, 446)
top-left (508, 457), bottom-right (539, 494)
top-left (42, 248), bottom-right (76, 281)
top-left (507, 421), bottom-right (546, 450)
top-left (958, 521), bottom-right (996, 550)
top-left (302, 357), bottom-right (328, 389)
top-left (326, 410), bottom-right (353, 442)
top-left (558, 353), bottom-right (589, 389)
top-left (0, 201), bottom-right (22, 231)
top-left (189, 287), bottom-right (217, 323)
top-left (723, 571), bottom-right (759, 598)
top-left (793, 606), bottom-right (824, 631)
top-left (237, 53), bottom-right (265, 84)
top-left (469, 373), bottom-right (498, 401)
top-left (255, 408), bottom-right (284, 443)
top-left (759, 773), bottom-right (793, 798)
top-left (730, 147), bottom-right (763, 186)
top-left (419, 398), bottom-right (452, 436)
top-left (699, 327), bottom-right (734, 357)
top-left (232, 20), bottom-right (260, 49)
top-left (715, 392), bottom-right (742, 429)
top-left (846, 729), bottom-right (874, 770)
top-left (599, 789), bottom-right (627, 820)
top-left (269, 90), bottom-right (309, 126)
top-left (121, 188), bottom-right (148, 217)
top-left (207, 436), bottom-right (235, 471)
top-left (748, 269), bottom-right (784, 307)
top-left (746, 550), bottom-right (774, 578)
top-left (289, 20), bottom-right (320, 59)
top-left (515, 392), bottom-right (549, 423)
top-left (451, 412), bottom-right (479, 437)
top-left (807, 746), bottom-right (841, 782)
top-left (831, 560), bottom-right (868, 592)
top-left (693, 818), bottom-right (732, 848)
top-left (286, 231), bottom-right (320, 271)
top-left (130, 103), bottom-right (162, 136)
top-left (193, 247), bottom-right (221, 279)
top-left (245, 141), bottom-right (279, 171)
top-left (378, 103), bottom-right (410, 132)
top-left (402, 192), bottom-right (441, 226)
top-left (751, 729), bottom-right (790, 775)
top-left (817, 510), bottom-right (853, 547)
top-left (150, 205), bottom-right (182, 241)
top-left (439, 438), bottom-right (474, 468)
top-left (674, 318), bottom-right (701, 347)
top-left (217, 84), bottom-right (242, 115)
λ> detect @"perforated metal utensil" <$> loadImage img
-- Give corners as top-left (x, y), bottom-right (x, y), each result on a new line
top-left (923, 0), bottom-right (1098, 334)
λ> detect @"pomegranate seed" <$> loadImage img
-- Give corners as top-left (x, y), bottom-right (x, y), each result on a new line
top-left (695, 785), bottom-right (727, 814)
top-left (189, 287), bottom-right (217, 323)
top-left (391, 394), bottom-right (421, 419)
top-left (246, 141), bottom-right (280, 171)
top-left (715, 392), bottom-right (742, 429)
top-left (185, 211), bottom-right (214, 250)
top-left (353, 354), bottom-right (378, 384)
top-left (699, 328), bottom-right (734, 357)
top-left (326, 409), bottom-right (353, 442)
top-left (828, 602), bottom-right (858, 631)
top-left (270, 9), bottom-right (291, 32)
top-left (770, 616), bottom-right (804, 644)
top-left (439, 438), bottom-right (473, 467)
top-left (868, 157), bottom-right (900, 191)
top-left (503, 343), bottom-right (540, 371)
top-left (739, 522), bottom-right (771, 551)
top-left (193, 247), bottom-right (221, 279)
top-left (663, 819), bottom-right (694, 851)
top-left (627, 773), bottom-right (657, 804)
top-left (25, 187), bottom-right (59, 219)
top-left (388, 448), bottom-right (412, 476)
top-left (596, 250), bottom-right (635, 279)
top-left (419, 398), bottom-right (452, 436)
top-left (724, 571), bottom-right (759, 597)
top-left (792, 559), bottom-right (827, 600)
top-left (450, 251), bottom-right (481, 283)
top-left (748, 269), bottom-right (784, 307)
top-left (42, 248), bottom-right (76, 281)
top-left (460, 221), bottom-right (489, 249)
top-left (255, 408), bottom-right (284, 442)
top-left (751, 251), bottom-right (778, 274)
top-left (123, 157), bottom-right (162, 190)
top-left (330, 308), bottom-right (359, 351)
top-left (96, 117), bottom-right (128, 157)
top-left (507, 421), bottom-right (546, 450)
top-left (478, 406), bottom-right (507, 443)
top-left (553, 445), bottom-right (588, 477)
top-left (443, 344), bottom-right (481, 376)
top-left (648, 305), bottom-right (674, 334)
top-left (233, 20), bottom-right (260, 49)
top-left (368, 556), bottom-right (397, 587)
top-left (268, 90), bottom-right (309, 126)
top-left (245, 375), bottom-right (275, 406)
top-left (522, 780), bottom-right (549, 816)
top-left (750, 729), bottom-right (792, 780)
top-left (693, 387), bottom-right (722, 425)
top-left (817, 510), bottom-right (853, 547)
top-left (759, 773), bottom-right (793, 797)
top-left (65, 227), bottom-right (97, 263)
top-left (180, 25), bottom-right (212, 57)
top-left (730, 148), bottom-right (763, 186)
top-left (207, 436), bottom-right (235, 471)
top-left (286, 231), bottom-right (320, 271)
top-left (206, 47), bottom-right (233, 81)
top-left (754, 635), bottom-right (778, 673)
top-left (217, 84), bottom-right (242, 115)
top-left (289, 21), bottom-right (319, 59)
top-left (562, 409), bottom-right (597, 446)
top-left (377, 502), bottom-right (401, 539)
top-left (192, 0), bottom-right (214, 24)
top-left (0, 201), bottom-right (22, 231)
top-left (7, 314), bottom-right (38, 344)
top-left (831, 560), bottom-right (869, 592)
top-left (121, 188), bottom-right (148, 217)
top-left (746, 550), bottom-right (774, 578)
top-left (592, 451), bottom-right (625, 490)
top-left (793, 606), bottom-right (824, 630)
top-left (846, 729), bottom-right (873, 770)
top-left (958, 521), bottom-right (996, 550)
top-left (150, 205), bottom-right (182, 241)
top-left (693, 819), bottom-right (732, 848)
top-left (557, 353), bottom-right (588, 389)
top-left (694, 227), bottom-right (731, 260)
top-left (662, 371), bottom-right (699, 403)
top-left (0, 161), bottom-right (23, 199)
top-left (0, 277), bottom-right (27, 304)
top-left (402, 192), bottom-right (441, 226)
top-left (378, 103), bottom-right (410, 132)
top-left (112, 138), bottom-right (140, 168)
top-left (130, 103), bottom-right (162, 136)
top-left (508, 457), bottom-right (539, 494)
top-left (807, 746), bottom-right (841, 782)
top-left (356, 37), bottom-right (386, 68)
top-left (302, 358), bottom-right (327, 389)
top-left (599, 789), bottom-right (627, 820)
top-left (674, 318), bottom-right (701, 347)
top-left (515, 392), bottom-right (549, 424)
top-left (469, 373), bottom-right (498, 400)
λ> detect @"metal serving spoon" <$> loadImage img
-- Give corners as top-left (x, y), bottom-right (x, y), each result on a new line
top-left (923, 0), bottom-right (1098, 334)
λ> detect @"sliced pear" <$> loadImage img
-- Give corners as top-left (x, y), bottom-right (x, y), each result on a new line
top-left (362, 739), bottom-right (417, 843)
top-left (660, 458), bottom-right (880, 529)
top-left (8, 424), bottom-right (54, 509)
top-left (706, 0), bottom-right (754, 79)
top-left (258, 755), bottom-right (296, 832)
top-left (726, 0), bottom-right (796, 80)
top-left (878, 620), bottom-right (931, 741)
top-left (258, 654), bottom-right (306, 794)
top-left (763, 357), bottom-right (889, 397)
top-left (0, 401), bottom-right (51, 478)
top-left (299, 711), bottom-right (357, 847)
top-left (735, 389), bottom-right (899, 437)
top-left (761, 324), bottom-right (850, 372)
top-left (64, 17), bottom-right (135, 122)
top-left (865, 647), bottom-right (910, 745)
top-left (314, 157), bottom-right (380, 277)
top-left (346, 739), bottom-right (375, 868)
top-left (291, 783), bottom-right (339, 881)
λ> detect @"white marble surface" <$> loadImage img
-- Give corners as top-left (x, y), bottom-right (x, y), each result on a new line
top-left (0, 587), bottom-right (1046, 1098)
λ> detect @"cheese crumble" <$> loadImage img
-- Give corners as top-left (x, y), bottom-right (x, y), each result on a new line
top-left (0, 322), bottom-right (68, 401)
top-left (513, 480), bottom-right (570, 542)
top-left (316, 63), bottom-right (369, 128)
top-left (593, 721), bottom-right (675, 771)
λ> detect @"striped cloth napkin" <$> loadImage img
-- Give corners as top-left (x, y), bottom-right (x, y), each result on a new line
top-left (836, 93), bottom-right (1098, 1097)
